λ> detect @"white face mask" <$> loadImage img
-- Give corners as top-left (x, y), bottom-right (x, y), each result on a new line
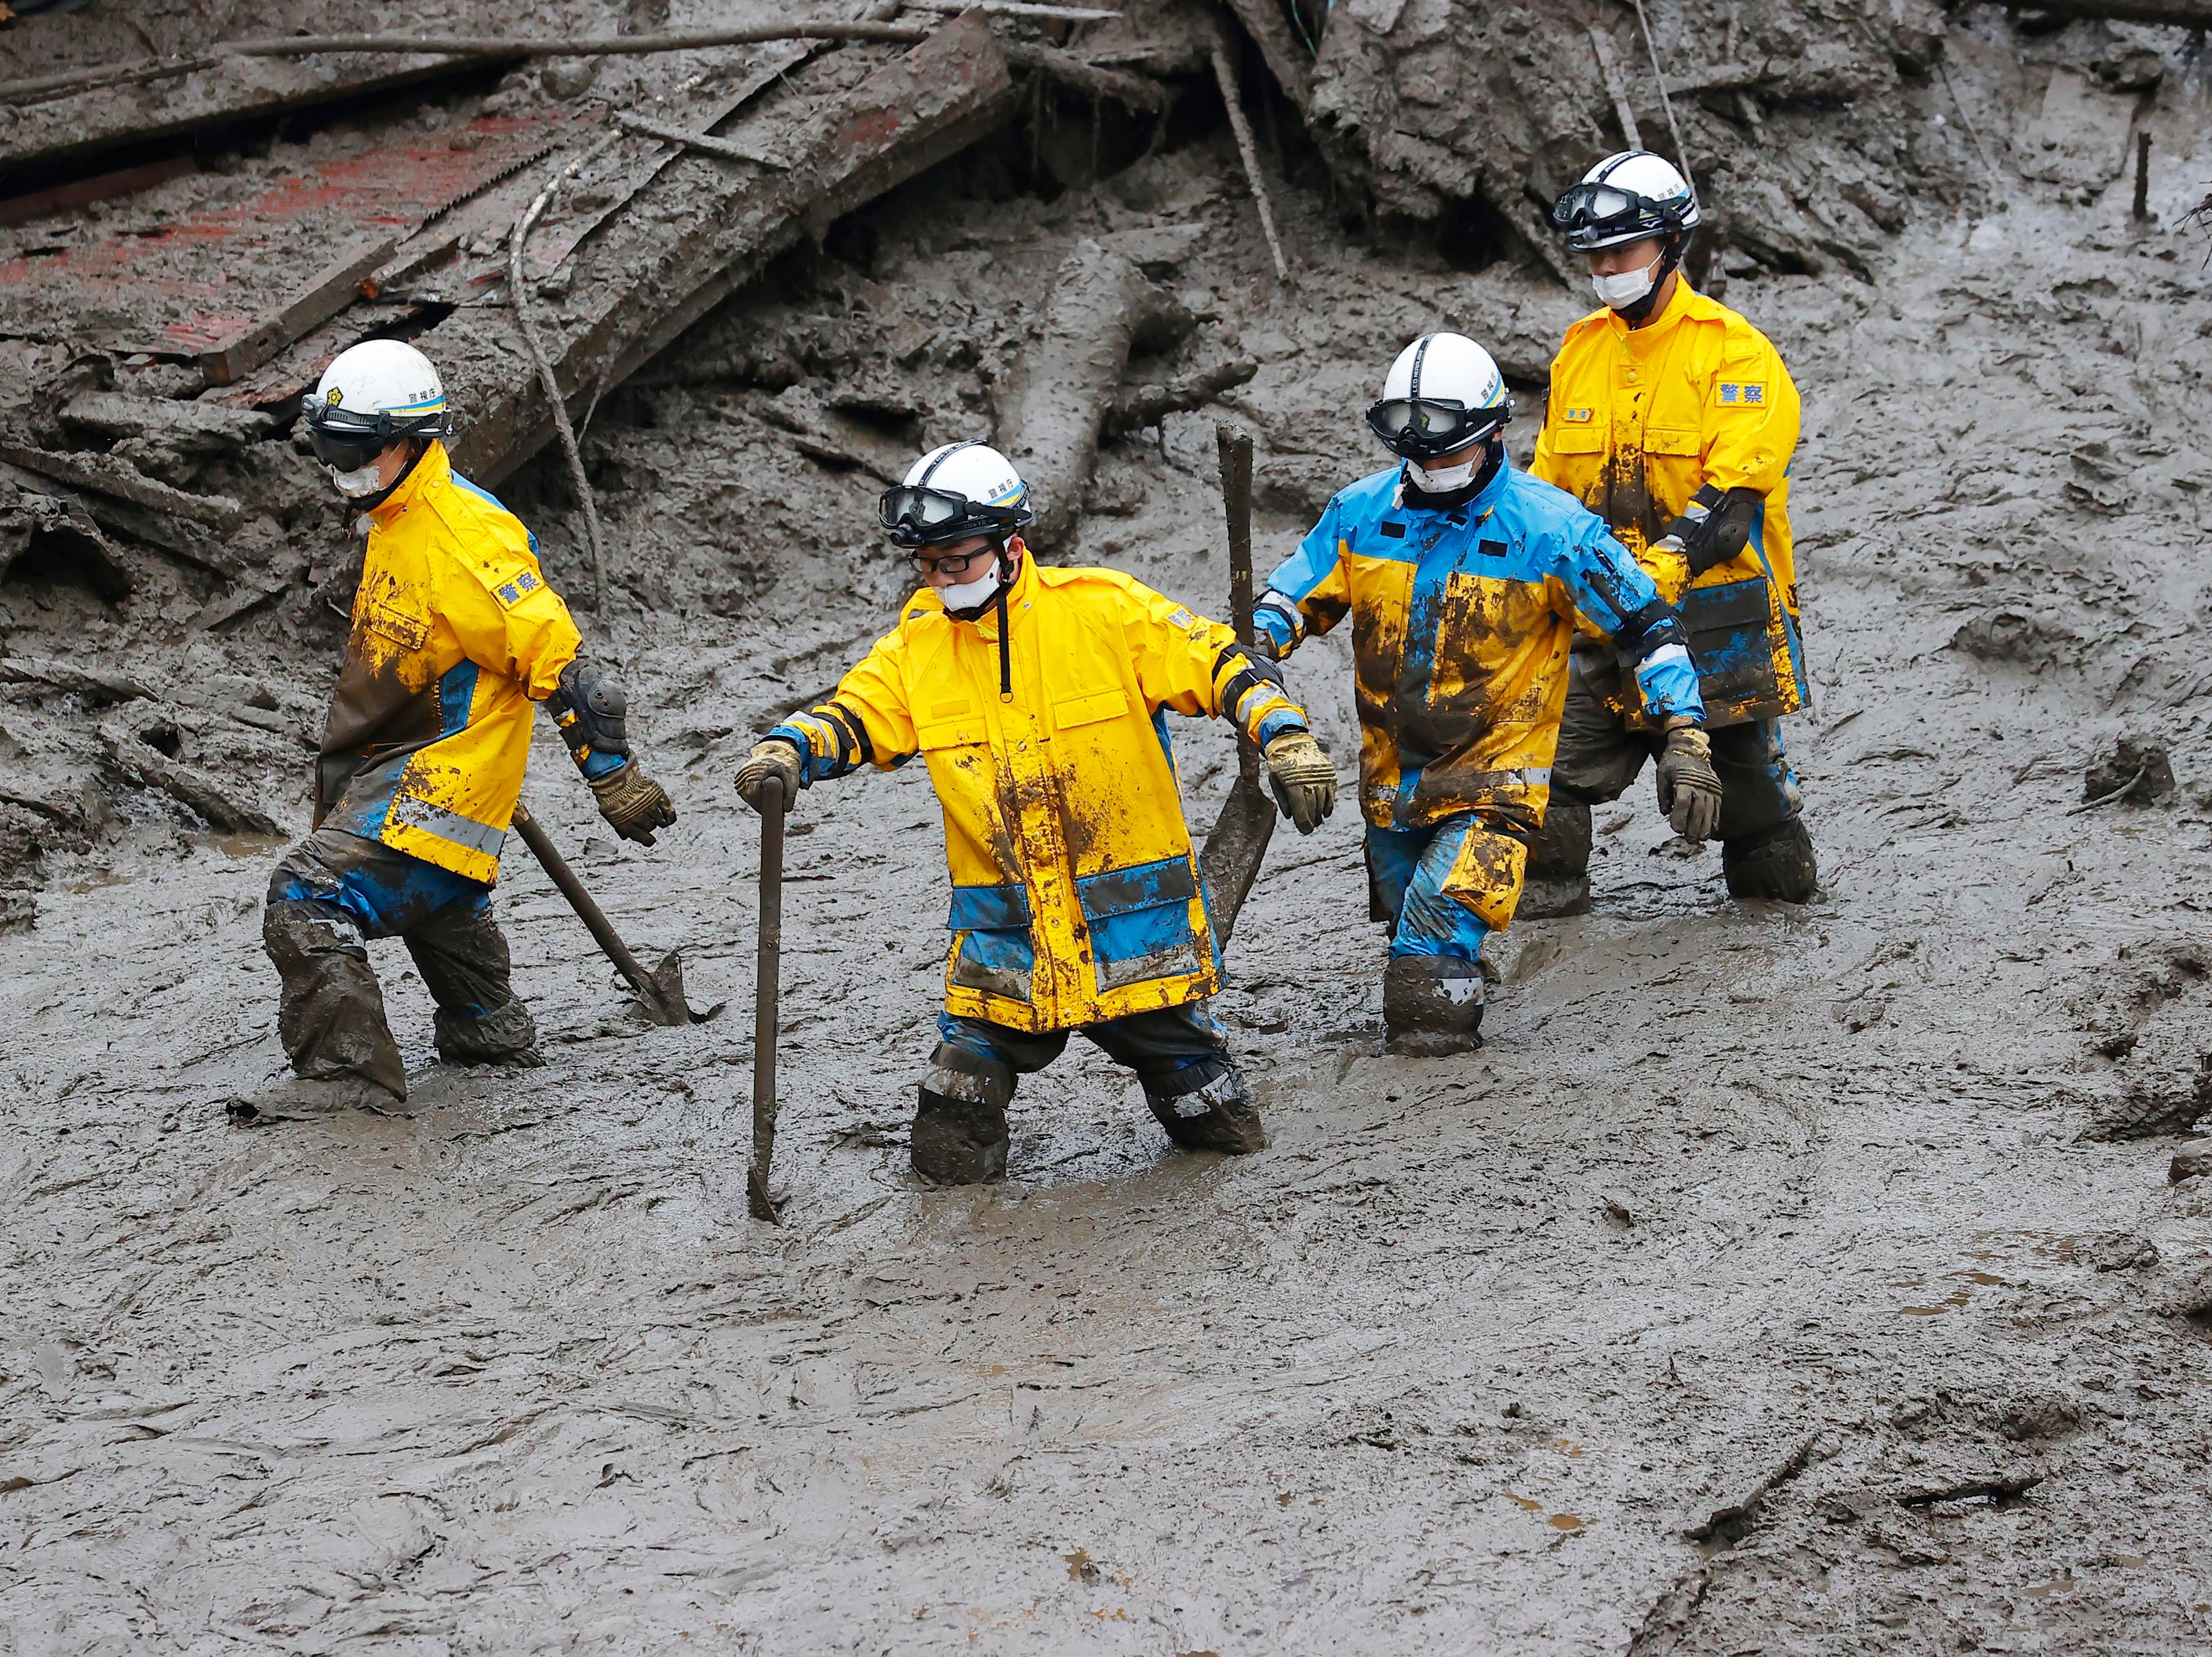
top-left (937, 552), bottom-right (1005, 616)
top-left (1407, 455), bottom-right (1478, 493)
top-left (1591, 255), bottom-right (1661, 311)
top-left (328, 461), bottom-right (387, 498)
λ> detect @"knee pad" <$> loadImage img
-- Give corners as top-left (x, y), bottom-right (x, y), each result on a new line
top-left (913, 1046), bottom-right (1014, 1184)
top-left (1383, 955), bottom-right (1484, 1055)
top-left (434, 998), bottom-right (543, 1067)
top-left (1144, 1057), bottom-right (1266, 1155)
top-left (1525, 804), bottom-right (1593, 881)
top-left (1723, 817), bottom-right (1818, 902)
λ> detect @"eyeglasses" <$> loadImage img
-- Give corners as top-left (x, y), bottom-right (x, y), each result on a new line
top-left (907, 546), bottom-right (996, 578)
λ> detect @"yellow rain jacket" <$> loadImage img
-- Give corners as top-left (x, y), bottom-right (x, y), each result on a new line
top-left (770, 555), bottom-right (1307, 1033)
top-left (317, 443), bottom-right (582, 883)
top-left (1531, 278), bottom-right (1807, 725)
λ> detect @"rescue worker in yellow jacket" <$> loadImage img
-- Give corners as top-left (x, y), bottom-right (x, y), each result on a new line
top-left (1254, 332), bottom-right (1713, 1054)
top-left (733, 441), bottom-right (1336, 1185)
top-left (1526, 151), bottom-right (1818, 912)
top-left (234, 341), bottom-right (675, 1124)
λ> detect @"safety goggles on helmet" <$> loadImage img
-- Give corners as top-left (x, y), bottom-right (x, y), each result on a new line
top-left (303, 398), bottom-right (450, 473)
top-left (1550, 179), bottom-right (1696, 252)
top-left (1364, 396), bottom-right (1511, 462)
top-left (878, 482), bottom-right (1034, 547)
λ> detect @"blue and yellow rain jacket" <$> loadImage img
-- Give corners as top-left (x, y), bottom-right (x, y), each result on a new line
top-left (1257, 455), bottom-right (1702, 835)
top-left (317, 443), bottom-right (582, 883)
top-left (771, 555), bottom-right (1306, 1034)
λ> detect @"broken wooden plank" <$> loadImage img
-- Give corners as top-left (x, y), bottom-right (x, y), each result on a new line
top-left (219, 23), bottom-right (937, 60)
top-left (1218, 0), bottom-right (1315, 114)
top-left (612, 112), bottom-right (787, 169)
top-left (0, 459), bottom-right (235, 576)
top-left (198, 238), bottom-right (397, 388)
top-left (0, 656), bottom-right (157, 706)
top-left (60, 392), bottom-right (275, 448)
top-left (453, 13), bottom-right (1020, 487)
top-left (1588, 24), bottom-right (1643, 149)
top-left (2000, 0), bottom-right (2212, 24)
top-left (0, 156), bottom-right (196, 227)
top-left (0, 447), bottom-right (243, 529)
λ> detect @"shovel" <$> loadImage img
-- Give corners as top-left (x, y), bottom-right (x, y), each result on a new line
top-left (509, 802), bottom-right (709, 1025)
top-left (746, 774), bottom-right (787, 1222)
top-left (1197, 423), bottom-right (1278, 952)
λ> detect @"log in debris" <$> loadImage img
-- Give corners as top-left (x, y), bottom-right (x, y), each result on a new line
top-left (1003, 239), bottom-right (1188, 545)
top-left (2000, 0), bottom-right (2212, 24)
top-left (97, 708), bottom-right (283, 835)
top-left (453, 12), bottom-right (1020, 487)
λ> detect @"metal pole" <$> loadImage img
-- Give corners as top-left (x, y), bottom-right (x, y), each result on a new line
top-left (510, 803), bottom-right (662, 1004)
top-left (747, 776), bottom-right (787, 1222)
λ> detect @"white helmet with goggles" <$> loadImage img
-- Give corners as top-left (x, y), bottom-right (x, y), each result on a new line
top-left (1550, 150), bottom-right (1701, 253)
top-left (878, 440), bottom-right (1034, 548)
top-left (1365, 333), bottom-right (1513, 463)
top-left (304, 340), bottom-right (454, 496)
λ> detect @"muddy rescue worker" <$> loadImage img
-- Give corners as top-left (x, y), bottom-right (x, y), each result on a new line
top-left (1526, 151), bottom-right (1817, 913)
top-left (233, 340), bottom-right (675, 1124)
top-left (1252, 333), bottom-right (1712, 1054)
top-left (733, 441), bottom-right (1335, 1185)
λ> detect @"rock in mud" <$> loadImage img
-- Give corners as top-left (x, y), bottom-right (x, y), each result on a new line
top-left (2082, 734), bottom-right (2175, 806)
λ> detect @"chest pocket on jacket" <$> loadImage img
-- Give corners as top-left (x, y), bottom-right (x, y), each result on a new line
top-left (1430, 572), bottom-right (1558, 715)
top-left (1052, 687), bottom-right (1127, 732)
top-left (1545, 422), bottom-right (1608, 455)
top-left (1640, 425), bottom-right (1703, 460)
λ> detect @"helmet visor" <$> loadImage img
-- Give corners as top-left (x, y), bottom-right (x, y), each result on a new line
top-left (1365, 396), bottom-right (1507, 460)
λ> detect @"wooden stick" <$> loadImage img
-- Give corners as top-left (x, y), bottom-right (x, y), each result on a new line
top-left (219, 23), bottom-right (937, 59)
top-left (1208, 28), bottom-right (1291, 284)
top-left (748, 777), bottom-right (789, 1222)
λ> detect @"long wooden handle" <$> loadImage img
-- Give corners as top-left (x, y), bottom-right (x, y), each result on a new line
top-left (1217, 424), bottom-right (1261, 788)
top-left (747, 776), bottom-right (787, 1221)
top-left (509, 803), bottom-right (658, 1001)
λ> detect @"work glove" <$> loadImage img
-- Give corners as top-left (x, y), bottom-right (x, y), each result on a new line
top-left (1262, 728), bottom-right (1336, 835)
top-left (734, 738), bottom-right (802, 814)
top-left (1654, 726), bottom-right (1724, 843)
top-left (588, 762), bottom-right (676, 846)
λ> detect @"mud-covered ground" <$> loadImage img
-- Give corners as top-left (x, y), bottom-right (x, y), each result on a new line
top-left (9, 16), bottom-right (2212, 1655)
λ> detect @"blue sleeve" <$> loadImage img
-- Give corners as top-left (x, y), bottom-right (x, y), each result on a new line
top-left (1255, 496), bottom-right (1352, 654)
top-left (1555, 520), bottom-right (1706, 725)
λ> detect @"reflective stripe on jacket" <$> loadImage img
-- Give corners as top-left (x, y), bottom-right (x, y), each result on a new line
top-left (1259, 457), bottom-right (1702, 835)
top-left (770, 557), bottom-right (1306, 1033)
top-left (1530, 279), bottom-right (1806, 723)
top-left (317, 443), bottom-right (582, 882)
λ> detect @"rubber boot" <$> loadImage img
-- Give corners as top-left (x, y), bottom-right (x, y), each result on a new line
top-left (434, 997), bottom-right (544, 1067)
top-left (1722, 817), bottom-right (1818, 902)
top-left (1144, 1058), bottom-right (1267, 1154)
top-left (1383, 954), bottom-right (1485, 1056)
top-left (1519, 803), bottom-right (1593, 919)
top-left (227, 1074), bottom-right (408, 1127)
top-left (912, 1046), bottom-right (1013, 1185)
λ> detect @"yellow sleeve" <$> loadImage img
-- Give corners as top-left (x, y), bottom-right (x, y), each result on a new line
top-left (1117, 579), bottom-right (1306, 743)
top-left (1701, 323), bottom-right (1800, 496)
top-left (1528, 357), bottom-right (1569, 490)
top-left (771, 626), bottom-right (918, 778)
top-left (432, 527), bottom-right (581, 699)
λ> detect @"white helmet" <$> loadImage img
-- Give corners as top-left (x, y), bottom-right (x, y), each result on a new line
top-left (304, 340), bottom-right (453, 477)
top-left (878, 440), bottom-right (1034, 547)
top-left (1365, 333), bottom-right (1513, 461)
top-left (1551, 150), bottom-right (1701, 252)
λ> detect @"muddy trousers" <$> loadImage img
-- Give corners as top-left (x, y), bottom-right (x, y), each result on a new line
top-left (915, 1002), bottom-right (1265, 1184)
top-left (1365, 812), bottom-right (1526, 1051)
top-left (262, 829), bottom-right (539, 1100)
top-left (1526, 652), bottom-right (1815, 905)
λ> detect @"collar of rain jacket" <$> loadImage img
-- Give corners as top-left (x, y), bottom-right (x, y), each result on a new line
top-left (366, 440), bottom-right (452, 529)
top-left (1609, 272), bottom-right (1706, 344)
top-left (1395, 449), bottom-right (1514, 523)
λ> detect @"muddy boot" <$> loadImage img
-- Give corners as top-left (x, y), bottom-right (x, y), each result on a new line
top-left (912, 1047), bottom-right (1013, 1185)
top-left (1383, 955), bottom-right (1484, 1056)
top-left (433, 997), bottom-right (544, 1067)
top-left (1144, 1058), bottom-right (1266, 1154)
top-left (1722, 817), bottom-right (1818, 903)
top-left (227, 1073), bottom-right (408, 1127)
top-left (1519, 803), bottom-right (1593, 918)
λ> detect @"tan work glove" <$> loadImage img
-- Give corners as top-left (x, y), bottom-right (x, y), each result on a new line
top-left (1654, 726), bottom-right (1723, 842)
top-left (588, 762), bottom-right (676, 846)
top-left (734, 738), bottom-right (801, 814)
top-left (1263, 729), bottom-right (1337, 835)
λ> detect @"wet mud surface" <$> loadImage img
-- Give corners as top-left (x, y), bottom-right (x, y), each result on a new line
top-left (9, 18), bottom-right (2212, 1657)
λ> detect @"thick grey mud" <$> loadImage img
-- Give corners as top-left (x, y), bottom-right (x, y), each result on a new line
top-left (6, 5), bottom-right (2212, 1654)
